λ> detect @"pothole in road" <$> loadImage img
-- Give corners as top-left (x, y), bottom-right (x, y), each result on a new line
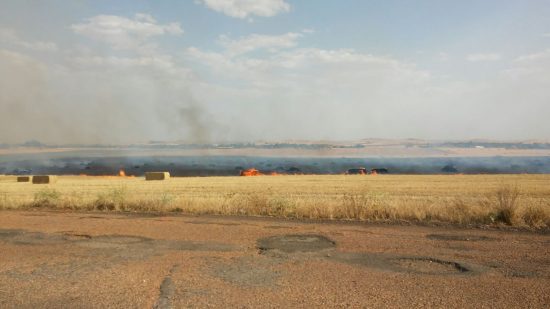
top-left (0, 229), bottom-right (25, 238)
top-left (390, 257), bottom-right (470, 275)
top-left (75, 235), bottom-right (153, 249)
top-left (60, 232), bottom-right (92, 241)
top-left (257, 234), bottom-right (336, 253)
top-left (91, 235), bottom-right (152, 244)
top-left (427, 234), bottom-right (492, 242)
top-left (331, 253), bottom-right (477, 276)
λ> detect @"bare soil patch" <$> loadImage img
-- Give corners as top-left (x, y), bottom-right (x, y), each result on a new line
top-left (1, 211), bottom-right (549, 307)
top-left (209, 256), bottom-right (283, 288)
top-left (427, 233), bottom-right (493, 241)
top-left (183, 220), bottom-right (241, 226)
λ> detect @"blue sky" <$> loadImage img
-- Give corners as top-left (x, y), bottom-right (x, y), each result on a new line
top-left (1, 0), bottom-right (550, 143)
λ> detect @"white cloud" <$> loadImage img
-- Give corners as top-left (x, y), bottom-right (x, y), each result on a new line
top-left (515, 48), bottom-right (550, 63)
top-left (436, 52), bottom-right (449, 61)
top-left (543, 32), bottom-right (550, 37)
top-left (0, 28), bottom-right (58, 52)
top-left (71, 14), bottom-right (183, 50)
top-left (185, 36), bottom-right (550, 140)
top-left (185, 40), bottom-right (439, 140)
top-left (187, 44), bottom-right (426, 78)
top-left (219, 32), bottom-right (302, 56)
top-left (504, 49), bottom-right (550, 78)
top-left (466, 53), bottom-right (502, 62)
top-left (198, 0), bottom-right (290, 18)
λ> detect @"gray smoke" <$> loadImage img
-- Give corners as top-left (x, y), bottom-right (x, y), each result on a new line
top-left (0, 48), bottom-right (214, 145)
top-left (179, 106), bottom-right (210, 143)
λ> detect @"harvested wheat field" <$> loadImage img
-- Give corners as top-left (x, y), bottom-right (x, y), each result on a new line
top-left (1, 174), bottom-right (549, 229)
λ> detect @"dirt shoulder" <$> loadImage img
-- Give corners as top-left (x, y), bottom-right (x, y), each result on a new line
top-left (0, 210), bottom-right (548, 308)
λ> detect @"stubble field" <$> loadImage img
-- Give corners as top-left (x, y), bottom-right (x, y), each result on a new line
top-left (1, 174), bottom-right (549, 229)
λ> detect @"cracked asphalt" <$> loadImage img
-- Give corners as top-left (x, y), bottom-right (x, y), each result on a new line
top-left (0, 210), bottom-right (548, 308)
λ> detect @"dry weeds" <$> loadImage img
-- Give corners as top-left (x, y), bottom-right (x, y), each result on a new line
top-left (0, 174), bottom-right (549, 229)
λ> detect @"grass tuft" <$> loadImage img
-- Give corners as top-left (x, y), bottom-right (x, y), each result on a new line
top-left (33, 188), bottom-right (61, 208)
top-left (522, 204), bottom-right (550, 228)
top-left (493, 185), bottom-right (521, 225)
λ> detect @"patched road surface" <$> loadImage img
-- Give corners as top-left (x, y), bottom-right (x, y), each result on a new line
top-left (0, 211), bottom-right (549, 308)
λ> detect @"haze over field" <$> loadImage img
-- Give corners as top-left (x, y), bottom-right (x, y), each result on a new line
top-left (1, 1), bottom-right (549, 144)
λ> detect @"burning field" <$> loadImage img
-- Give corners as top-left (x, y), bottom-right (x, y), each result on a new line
top-left (2, 149), bottom-right (550, 177)
top-left (1, 151), bottom-right (549, 229)
top-left (0, 174), bottom-right (549, 229)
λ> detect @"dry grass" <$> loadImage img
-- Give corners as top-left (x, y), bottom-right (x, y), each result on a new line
top-left (0, 174), bottom-right (549, 229)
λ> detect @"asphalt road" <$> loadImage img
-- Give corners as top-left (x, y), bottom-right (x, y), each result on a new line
top-left (0, 211), bottom-right (548, 308)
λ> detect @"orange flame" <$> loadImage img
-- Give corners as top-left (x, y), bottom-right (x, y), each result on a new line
top-left (77, 171), bottom-right (134, 178)
top-left (240, 168), bottom-right (262, 176)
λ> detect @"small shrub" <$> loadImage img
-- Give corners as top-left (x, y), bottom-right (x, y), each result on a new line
top-left (338, 192), bottom-right (383, 220)
top-left (94, 195), bottom-right (115, 211)
top-left (94, 186), bottom-right (127, 211)
top-left (267, 196), bottom-right (295, 217)
top-left (493, 185), bottom-right (520, 225)
top-left (245, 193), bottom-right (269, 215)
top-left (522, 205), bottom-right (549, 229)
top-left (447, 198), bottom-right (472, 224)
top-left (445, 198), bottom-right (492, 225)
top-left (306, 203), bottom-right (333, 219)
top-left (0, 193), bottom-right (8, 209)
top-left (340, 194), bottom-right (367, 219)
top-left (159, 193), bottom-right (174, 207)
top-left (33, 189), bottom-right (61, 208)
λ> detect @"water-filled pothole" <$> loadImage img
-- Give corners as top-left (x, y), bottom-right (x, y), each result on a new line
top-left (257, 234), bottom-right (335, 253)
top-left (391, 257), bottom-right (470, 275)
